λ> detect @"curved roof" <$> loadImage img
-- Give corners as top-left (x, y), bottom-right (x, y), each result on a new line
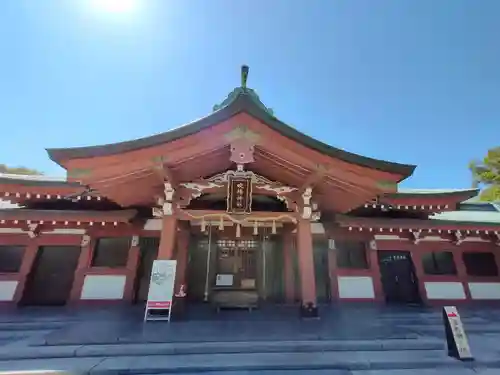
top-left (47, 87), bottom-right (416, 178)
top-left (385, 188), bottom-right (479, 199)
top-left (0, 173), bottom-right (81, 188)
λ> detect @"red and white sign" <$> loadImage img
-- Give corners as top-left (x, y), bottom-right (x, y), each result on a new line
top-left (144, 260), bottom-right (177, 322)
top-left (443, 306), bottom-right (473, 360)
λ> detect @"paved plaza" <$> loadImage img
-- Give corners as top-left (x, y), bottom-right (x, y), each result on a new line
top-left (0, 304), bottom-right (499, 373)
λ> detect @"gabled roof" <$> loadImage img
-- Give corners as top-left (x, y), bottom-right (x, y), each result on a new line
top-left (46, 80), bottom-right (415, 178)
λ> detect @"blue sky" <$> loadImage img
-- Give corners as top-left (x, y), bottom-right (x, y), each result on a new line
top-left (1, 0), bottom-right (498, 189)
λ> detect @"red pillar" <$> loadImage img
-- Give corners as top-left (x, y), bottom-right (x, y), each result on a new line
top-left (327, 239), bottom-right (339, 301)
top-left (296, 219), bottom-right (318, 317)
top-left (69, 236), bottom-right (93, 303)
top-left (282, 224), bottom-right (296, 304)
top-left (123, 236), bottom-right (141, 302)
top-left (453, 249), bottom-right (472, 300)
top-left (13, 241), bottom-right (38, 304)
top-left (158, 215), bottom-right (177, 260)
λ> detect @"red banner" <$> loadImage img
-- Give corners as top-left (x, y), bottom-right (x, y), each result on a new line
top-left (147, 301), bottom-right (171, 308)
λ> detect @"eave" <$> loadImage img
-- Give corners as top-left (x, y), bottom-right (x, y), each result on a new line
top-left (0, 209), bottom-right (137, 225)
top-left (335, 214), bottom-right (500, 232)
top-left (379, 188), bottom-right (479, 212)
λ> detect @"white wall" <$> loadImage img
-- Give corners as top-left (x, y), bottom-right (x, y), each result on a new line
top-left (0, 281), bottom-right (18, 301)
top-left (469, 282), bottom-right (500, 300)
top-left (80, 275), bottom-right (127, 300)
top-left (338, 276), bottom-right (375, 299)
top-left (424, 282), bottom-right (466, 300)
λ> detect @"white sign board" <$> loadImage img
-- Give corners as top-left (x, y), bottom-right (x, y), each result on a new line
top-left (144, 260), bottom-right (177, 322)
top-left (216, 274), bottom-right (234, 287)
top-left (443, 306), bottom-right (473, 361)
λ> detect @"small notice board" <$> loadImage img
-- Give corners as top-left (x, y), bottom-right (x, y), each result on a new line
top-left (443, 306), bottom-right (473, 361)
top-left (144, 259), bottom-right (177, 322)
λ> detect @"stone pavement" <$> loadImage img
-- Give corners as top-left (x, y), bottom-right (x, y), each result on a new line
top-left (0, 303), bottom-right (498, 373)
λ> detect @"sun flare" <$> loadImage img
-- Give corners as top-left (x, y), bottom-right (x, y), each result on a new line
top-left (89, 0), bottom-right (138, 14)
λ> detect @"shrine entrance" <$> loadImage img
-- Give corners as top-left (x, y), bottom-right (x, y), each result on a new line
top-left (186, 224), bottom-right (285, 309)
top-left (215, 237), bottom-right (259, 291)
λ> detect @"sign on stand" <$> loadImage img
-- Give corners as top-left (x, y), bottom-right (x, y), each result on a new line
top-left (443, 306), bottom-right (473, 361)
top-left (144, 260), bottom-right (177, 322)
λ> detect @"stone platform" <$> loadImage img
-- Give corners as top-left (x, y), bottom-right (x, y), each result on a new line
top-left (0, 304), bottom-right (498, 374)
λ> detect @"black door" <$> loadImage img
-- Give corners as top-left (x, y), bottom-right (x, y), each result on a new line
top-left (22, 246), bottom-right (81, 306)
top-left (134, 237), bottom-right (159, 303)
top-left (378, 250), bottom-right (421, 304)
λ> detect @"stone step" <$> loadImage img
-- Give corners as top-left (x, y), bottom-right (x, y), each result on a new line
top-left (0, 350), bottom-right (491, 374)
top-left (0, 338), bottom-right (445, 360)
top-left (0, 322), bottom-right (66, 331)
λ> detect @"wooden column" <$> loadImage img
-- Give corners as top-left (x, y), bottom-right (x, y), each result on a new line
top-left (123, 236), bottom-right (141, 302)
top-left (175, 225), bottom-right (190, 292)
top-left (13, 240), bottom-right (38, 304)
top-left (282, 224), bottom-right (296, 303)
top-left (453, 248), bottom-right (472, 300)
top-left (327, 239), bottom-right (339, 301)
top-left (157, 215), bottom-right (177, 260)
top-left (296, 219), bottom-right (318, 317)
top-left (69, 235), bottom-right (93, 303)
top-left (368, 243), bottom-right (384, 302)
top-left (409, 249), bottom-right (430, 305)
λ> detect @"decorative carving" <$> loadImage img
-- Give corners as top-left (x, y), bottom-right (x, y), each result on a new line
top-left (131, 235), bottom-right (139, 247)
top-left (27, 223), bottom-right (40, 239)
top-left (230, 138), bottom-right (255, 165)
top-left (301, 187), bottom-right (313, 219)
top-left (369, 240), bottom-right (377, 251)
top-left (152, 207), bottom-right (163, 218)
top-left (311, 211), bottom-right (321, 222)
top-left (453, 231), bottom-right (465, 246)
top-left (302, 187), bottom-right (312, 206)
top-left (256, 183), bottom-right (297, 195)
top-left (224, 125), bottom-right (261, 143)
top-left (181, 181), bottom-right (223, 194)
top-left (81, 234), bottom-right (91, 247)
top-left (411, 230), bottom-right (422, 244)
top-left (164, 182), bottom-right (175, 202)
top-left (152, 181), bottom-right (178, 217)
top-left (494, 232), bottom-right (500, 246)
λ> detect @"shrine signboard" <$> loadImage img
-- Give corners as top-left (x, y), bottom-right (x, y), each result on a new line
top-left (227, 176), bottom-right (252, 214)
top-left (144, 260), bottom-right (177, 322)
top-left (443, 306), bottom-right (473, 361)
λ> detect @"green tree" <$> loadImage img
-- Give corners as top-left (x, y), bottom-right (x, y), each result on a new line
top-left (469, 147), bottom-right (500, 202)
top-left (0, 164), bottom-right (43, 176)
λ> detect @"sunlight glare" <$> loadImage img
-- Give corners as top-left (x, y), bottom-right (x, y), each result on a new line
top-left (90, 0), bottom-right (138, 14)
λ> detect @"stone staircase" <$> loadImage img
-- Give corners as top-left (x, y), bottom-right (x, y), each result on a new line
top-left (0, 306), bottom-right (498, 373)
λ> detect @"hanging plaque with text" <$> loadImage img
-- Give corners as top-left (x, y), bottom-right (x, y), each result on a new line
top-left (227, 176), bottom-right (252, 214)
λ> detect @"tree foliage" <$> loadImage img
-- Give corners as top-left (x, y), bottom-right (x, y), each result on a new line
top-left (469, 147), bottom-right (500, 202)
top-left (0, 164), bottom-right (43, 176)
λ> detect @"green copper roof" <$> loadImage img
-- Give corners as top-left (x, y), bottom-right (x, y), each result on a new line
top-left (212, 67), bottom-right (274, 115)
top-left (213, 87), bottom-right (274, 116)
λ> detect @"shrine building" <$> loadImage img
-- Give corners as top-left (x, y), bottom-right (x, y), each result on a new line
top-left (1, 66), bottom-right (500, 317)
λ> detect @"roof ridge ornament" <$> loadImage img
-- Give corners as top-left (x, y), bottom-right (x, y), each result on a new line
top-left (241, 65), bottom-right (249, 89)
top-left (212, 65), bottom-right (274, 116)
